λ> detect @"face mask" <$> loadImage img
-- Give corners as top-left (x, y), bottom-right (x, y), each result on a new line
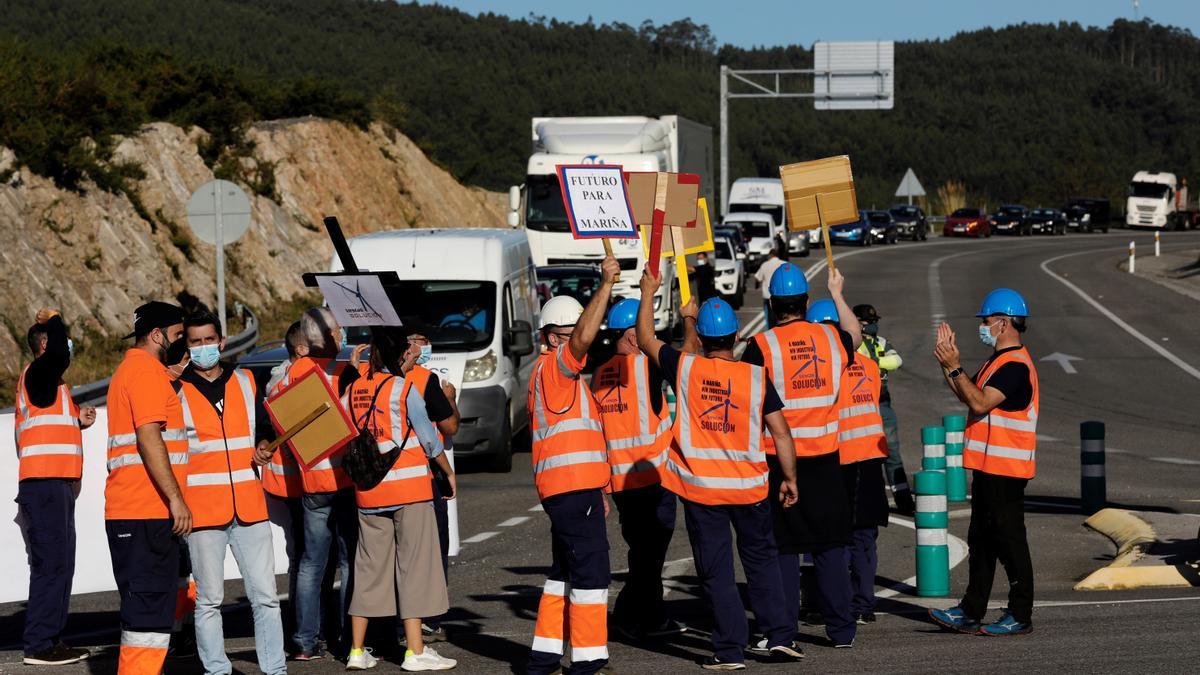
top-left (416, 344), bottom-right (432, 365)
top-left (67, 338), bottom-right (74, 359)
top-left (978, 323), bottom-right (997, 347)
top-left (696, 259), bottom-right (707, 266)
top-left (862, 323), bottom-right (879, 336)
top-left (157, 330), bottom-right (188, 366)
top-left (189, 344), bottom-right (221, 370)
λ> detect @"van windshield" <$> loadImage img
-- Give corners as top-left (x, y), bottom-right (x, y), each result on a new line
top-left (1129, 182), bottom-right (1170, 199)
top-left (349, 281), bottom-right (497, 351)
top-left (735, 221), bottom-right (771, 239)
top-left (728, 203), bottom-right (783, 227)
top-left (526, 174), bottom-right (571, 232)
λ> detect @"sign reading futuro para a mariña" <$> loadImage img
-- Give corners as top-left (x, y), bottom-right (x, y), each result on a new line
top-left (556, 164), bottom-right (639, 239)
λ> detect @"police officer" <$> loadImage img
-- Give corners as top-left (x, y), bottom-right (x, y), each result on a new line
top-left (637, 266), bottom-right (804, 670)
top-left (809, 300), bottom-right (891, 625)
top-left (16, 309), bottom-right (95, 666)
top-left (853, 304), bottom-right (914, 514)
top-left (930, 289), bottom-right (1038, 636)
top-left (526, 256), bottom-right (619, 675)
top-left (592, 298), bottom-right (687, 641)
top-left (741, 265), bottom-right (862, 649)
top-left (105, 301), bottom-right (191, 675)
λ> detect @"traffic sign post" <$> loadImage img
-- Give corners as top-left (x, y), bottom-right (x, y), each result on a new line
top-left (186, 180), bottom-right (253, 336)
top-left (895, 167), bottom-right (926, 206)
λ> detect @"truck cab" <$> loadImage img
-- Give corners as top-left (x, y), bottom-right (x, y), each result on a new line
top-left (726, 177), bottom-right (808, 256)
top-left (1126, 171), bottom-right (1177, 229)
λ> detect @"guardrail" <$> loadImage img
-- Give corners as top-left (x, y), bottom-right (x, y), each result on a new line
top-left (5, 305), bottom-right (260, 411)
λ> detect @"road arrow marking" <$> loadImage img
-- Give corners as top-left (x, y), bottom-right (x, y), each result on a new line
top-left (1042, 352), bottom-right (1082, 374)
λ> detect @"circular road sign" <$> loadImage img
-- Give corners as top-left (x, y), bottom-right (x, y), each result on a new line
top-left (186, 179), bottom-right (253, 245)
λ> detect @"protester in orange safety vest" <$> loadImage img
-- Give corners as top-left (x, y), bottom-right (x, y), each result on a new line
top-left (175, 311), bottom-right (286, 674)
top-left (742, 267), bottom-right (863, 649)
top-left (16, 308), bottom-right (96, 666)
top-left (591, 297), bottom-right (690, 641)
top-left (526, 256), bottom-right (618, 675)
top-left (636, 266), bottom-right (805, 670)
top-left (931, 288), bottom-right (1039, 637)
top-left (105, 301), bottom-right (191, 675)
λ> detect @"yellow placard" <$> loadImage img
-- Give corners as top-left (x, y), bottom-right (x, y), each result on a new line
top-left (265, 369), bottom-right (356, 469)
top-left (641, 197), bottom-right (716, 259)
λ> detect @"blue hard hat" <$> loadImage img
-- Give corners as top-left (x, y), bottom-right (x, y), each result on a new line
top-left (697, 298), bottom-right (739, 337)
top-left (606, 298), bottom-right (639, 331)
top-left (805, 298), bottom-right (839, 324)
top-left (769, 263), bottom-right (809, 298)
top-left (976, 288), bottom-right (1029, 318)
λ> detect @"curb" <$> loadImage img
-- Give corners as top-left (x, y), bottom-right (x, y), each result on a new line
top-left (1074, 508), bottom-right (1200, 591)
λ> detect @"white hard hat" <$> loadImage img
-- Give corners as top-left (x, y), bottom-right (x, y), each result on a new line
top-left (539, 295), bottom-right (584, 329)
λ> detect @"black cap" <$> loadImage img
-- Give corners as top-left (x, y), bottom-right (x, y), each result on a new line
top-left (853, 304), bottom-right (881, 322)
top-left (123, 301), bottom-right (185, 339)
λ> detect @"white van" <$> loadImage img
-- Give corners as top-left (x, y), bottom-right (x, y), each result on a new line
top-left (722, 212), bottom-right (780, 270)
top-left (338, 229), bottom-right (538, 472)
top-left (727, 177), bottom-right (810, 258)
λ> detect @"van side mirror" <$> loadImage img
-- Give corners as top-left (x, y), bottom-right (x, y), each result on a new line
top-left (506, 319), bottom-right (535, 357)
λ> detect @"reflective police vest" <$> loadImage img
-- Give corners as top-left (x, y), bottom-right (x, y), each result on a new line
top-left (837, 358), bottom-right (888, 465)
top-left (178, 369), bottom-right (269, 528)
top-left (964, 347), bottom-right (1040, 479)
top-left (105, 349), bottom-right (189, 520)
top-left (590, 353), bottom-right (671, 492)
top-left (290, 357), bottom-right (354, 494)
top-left (15, 365), bottom-right (84, 481)
top-left (261, 368), bottom-right (304, 499)
top-left (349, 373), bottom-right (433, 509)
top-left (528, 346), bottom-right (609, 501)
top-left (753, 320), bottom-right (845, 457)
top-left (661, 353), bottom-right (769, 506)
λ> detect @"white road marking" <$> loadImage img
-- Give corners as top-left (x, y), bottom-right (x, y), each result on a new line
top-left (888, 595), bottom-right (1200, 615)
top-left (875, 514), bottom-right (968, 599)
top-left (497, 516), bottom-right (531, 527)
top-left (1041, 248), bottom-right (1200, 381)
top-left (1037, 434), bottom-right (1062, 443)
top-left (1148, 457), bottom-right (1200, 466)
top-left (461, 531), bottom-right (500, 544)
top-left (528, 503), bottom-right (544, 512)
top-left (1041, 351), bottom-right (1082, 374)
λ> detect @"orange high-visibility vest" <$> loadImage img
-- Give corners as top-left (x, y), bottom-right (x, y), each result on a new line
top-left (15, 365), bottom-right (84, 481)
top-left (964, 347), bottom-right (1040, 479)
top-left (753, 320), bottom-right (846, 457)
top-left (404, 366), bottom-right (446, 444)
top-left (261, 368), bottom-right (304, 499)
top-left (528, 346), bottom-right (609, 501)
top-left (590, 353), bottom-right (671, 492)
top-left (290, 356), bottom-right (353, 494)
top-left (178, 369), bottom-right (269, 528)
top-left (837, 358), bottom-right (888, 465)
top-left (105, 349), bottom-right (189, 520)
top-left (661, 353), bottom-right (769, 506)
top-left (349, 373), bottom-right (434, 509)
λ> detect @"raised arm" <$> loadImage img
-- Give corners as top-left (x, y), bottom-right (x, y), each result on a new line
top-left (827, 269), bottom-right (862, 350)
top-left (934, 322), bottom-right (1004, 416)
top-left (679, 299), bottom-right (701, 355)
top-left (636, 265), bottom-right (667, 369)
top-left (568, 256), bottom-right (620, 362)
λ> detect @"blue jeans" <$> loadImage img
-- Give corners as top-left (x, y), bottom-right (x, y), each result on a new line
top-left (17, 479), bottom-right (76, 655)
top-left (294, 489), bottom-right (358, 654)
top-left (189, 520), bottom-right (286, 675)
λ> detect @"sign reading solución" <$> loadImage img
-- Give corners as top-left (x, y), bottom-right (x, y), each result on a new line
top-left (556, 164), bottom-right (639, 239)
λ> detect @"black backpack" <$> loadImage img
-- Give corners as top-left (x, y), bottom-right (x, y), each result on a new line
top-left (343, 375), bottom-right (413, 491)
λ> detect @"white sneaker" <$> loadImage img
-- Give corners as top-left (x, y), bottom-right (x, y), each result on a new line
top-left (346, 647), bottom-right (378, 670)
top-left (401, 646), bottom-right (457, 671)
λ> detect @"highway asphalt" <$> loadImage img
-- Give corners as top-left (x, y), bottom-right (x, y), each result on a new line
top-left (2, 230), bottom-right (1198, 673)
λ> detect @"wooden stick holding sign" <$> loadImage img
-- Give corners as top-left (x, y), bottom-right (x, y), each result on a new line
top-left (637, 195), bottom-right (715, 306)
top-left (555, 164), bottom-right (640, 280)
top-left (780, 155), bottom-right (859, 274)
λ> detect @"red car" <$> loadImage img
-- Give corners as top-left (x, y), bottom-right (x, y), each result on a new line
top-left (943, 207), bottom-right (992, 238)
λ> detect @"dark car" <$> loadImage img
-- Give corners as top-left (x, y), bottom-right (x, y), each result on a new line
top-left (830, 211), bottom-right (873, 246)
top-left (990, 204), bottom-right (1030, 236)
top-left (866, 210), bottom-right (899, 244)
top-left (535, 264), bottom-right (617, 369)
top-left (1027, 207), bottom-right (1067, 235)
top-left (714, 225), bottom-right (748, 257)
top-left (1065, 198), bottom-right (1111, 233)
top-left (943, 207), bottom-right (992, 238)
top-left (889, 204), bottom-right (928, 241)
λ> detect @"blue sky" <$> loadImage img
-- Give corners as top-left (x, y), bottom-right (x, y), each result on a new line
top-left (415, 0), bottom-right (1197, 48)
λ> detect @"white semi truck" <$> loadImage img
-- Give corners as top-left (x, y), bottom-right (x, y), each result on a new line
top-left (1125, 171), bottom-right (1198, 230)
top-left (508, 116), bottom-right (714, 334)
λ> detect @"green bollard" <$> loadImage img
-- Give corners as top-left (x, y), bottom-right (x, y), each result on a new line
top-left (921, 426), bottom-right (946, 471)
top-left (942, 415), bottom-right (968, 502)
top-left (914, 469), bottom-right (949, 597)
top-left (1081, 421), bottom-right (1106, 515)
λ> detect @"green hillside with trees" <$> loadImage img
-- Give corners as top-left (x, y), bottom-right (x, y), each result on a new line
top-left (2, 0), bottom-right (1199, 211)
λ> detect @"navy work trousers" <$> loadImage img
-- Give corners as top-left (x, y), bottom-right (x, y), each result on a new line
top-left (849, 527), bottom-right (879, 614)
top-left (611, 483), bottom-right (677, 632)
top-left (683, 498), bottom-right (792, 664)
top-left (18, 479), bottom-right (77, 655)
top-left (106, 519), bottom-right (181, 634)
top-left (782, 546), bottom-right (856, 645)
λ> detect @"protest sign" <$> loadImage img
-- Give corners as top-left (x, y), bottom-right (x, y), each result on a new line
top-left (779, 155), bottom-right (859, 271)
top-left (316, 273), bottom-right (404, 327)
top-left (624, 172), bottom-right (700, 277)
top-left (556, 165), bottom-right (639, 239)
top-left (265, 369), bottom-right (357, 469)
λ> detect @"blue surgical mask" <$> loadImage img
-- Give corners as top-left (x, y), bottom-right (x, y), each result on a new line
top-left (416, 344), bottom-right (433, 365)
top-left (189, 344), bottom-right (221, 370)
top-left (340, 331), bottom-right (350, 351)
top-left (978, 323), bottom-right (997, 347)
top-left (67, 338), bottom-right (74, 359)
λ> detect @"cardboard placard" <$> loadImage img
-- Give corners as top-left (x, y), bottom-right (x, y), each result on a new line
top-left (641, 197), bottom-right (716, 258)
top-left (555, 164), bottom-right (639, 239)
top-left (779, 155), bottom-right (859, 230)
top-left (623, 172), bottom-right (701, 229)
top-left (264, 369), bottom-right (357, 470)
